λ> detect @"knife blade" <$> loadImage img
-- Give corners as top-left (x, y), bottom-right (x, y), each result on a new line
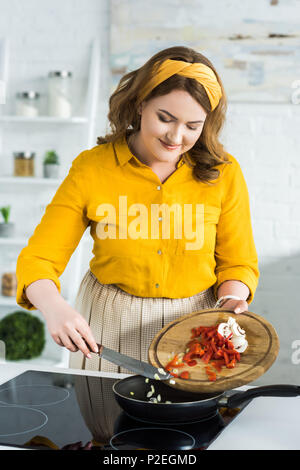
top-left (93, 344), bottom-right (171, 381)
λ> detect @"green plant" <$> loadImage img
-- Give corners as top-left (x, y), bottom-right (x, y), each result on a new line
top-left (0, 206), bottom-right (11, 223)
top-left (43, 150), bottom-right (60, 165)
top-left (0, 311), bottom-right (45, 360)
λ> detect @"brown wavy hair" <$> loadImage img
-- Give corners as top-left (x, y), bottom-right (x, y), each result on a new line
top-left (97, 46), bottom-right (231, 183)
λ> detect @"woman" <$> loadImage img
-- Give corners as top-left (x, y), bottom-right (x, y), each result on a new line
top-left (16, 46), bottom-right (259, 373)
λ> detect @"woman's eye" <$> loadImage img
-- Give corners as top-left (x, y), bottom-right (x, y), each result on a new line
top-left (158, 114), bottom-right (198, 131)
top-left (158, 114), bottom-right (170, 124)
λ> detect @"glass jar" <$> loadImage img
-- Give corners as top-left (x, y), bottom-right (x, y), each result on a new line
top-left (48, 70), bottom-right (73, 118)
top-left (16, 91), bottom-right (40, 117)
top-left (13, 152), bottom-right (35, 177)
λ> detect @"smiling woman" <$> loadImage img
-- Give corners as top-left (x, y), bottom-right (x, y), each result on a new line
top-left (126, 89), bottom-right (208, 178)
top-left (98, 46), bottom-right (230, 184)
top-left (16, 46), bottom-right (259, 373)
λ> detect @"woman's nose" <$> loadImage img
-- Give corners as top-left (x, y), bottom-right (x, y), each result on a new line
top-left (166, 130), bottom-right (183, 145)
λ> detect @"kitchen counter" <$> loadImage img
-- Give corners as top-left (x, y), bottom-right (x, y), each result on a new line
top-left (0, 362), bottom-right (299, 450)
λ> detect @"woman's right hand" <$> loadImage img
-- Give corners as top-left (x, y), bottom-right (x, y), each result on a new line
top-left (24, 279), bottom-right (99, 359)
top-left (43, 302), bottom-right (99, 358)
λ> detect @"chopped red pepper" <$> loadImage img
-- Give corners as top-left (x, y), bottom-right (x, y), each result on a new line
top-left (177, 321), bottom-right (243, 380)
top-left (204, 365), bottom-right (217, 382)
top-left (179, 371), bottom-right (190, 380)
top-left (226, 358), bottom-right (236, 369)
top-left (223, 351), bottom-right (229, 366)
top-left (187, 359), bottom-right (197, 367)
top-left (235, 351), bottom-right (241, 362)
top-left (164, 321), bottom-right (242, 381)
top-left (211, 360), bottom-right (225, 372)
top-left (169, 371), bottom-right (178, 378)
top-left (165, 354), bottom-right (185, 371)
top-left (202, 351), bottom-right (213, 364)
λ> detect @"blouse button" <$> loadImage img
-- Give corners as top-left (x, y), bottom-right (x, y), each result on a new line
top-left (158, 217), bottom-right (162, 221)
top-left (156, 185), bottom-right (161, 190)
top-left (157, 249), bottom-right (162, 255)
top-left (155, 283), bottom-right (160, 288)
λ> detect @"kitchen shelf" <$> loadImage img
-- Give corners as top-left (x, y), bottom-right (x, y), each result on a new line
top-left (0, 176), bottom-right (63, 185)
top-left (0, 295), bottom-right (18, 307)
top-left (0, 234), bottom-right (90, 245)
top-left (0, 37), bottom-right (100, 367)
top-left (0, 293), bottom-right (72, 308)
top-left (0, 236), bottom-right (28, 245)
top-left (0, 115), bottom-right (88, 124)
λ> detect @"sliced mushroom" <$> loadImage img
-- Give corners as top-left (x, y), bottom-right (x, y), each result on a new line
top-left (234, 339), bottom-right (248, 353)
top-left (227, 317), bottom-right (236, 328)
top-left (231, 322), bottom-right (245, 337)
top-left (231, 336), bottom-right (247, 349)
top-left (217, 322), bottom-right (232, 338)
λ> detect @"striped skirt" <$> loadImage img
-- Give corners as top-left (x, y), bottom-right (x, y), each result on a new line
top-left (68, 269), bottom-right (216, 373)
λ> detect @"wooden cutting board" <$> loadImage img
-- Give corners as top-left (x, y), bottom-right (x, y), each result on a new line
top-left (148, 309), bottom-right (280, 393)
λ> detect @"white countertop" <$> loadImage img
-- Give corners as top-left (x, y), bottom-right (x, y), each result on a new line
top-left (0, 363), bottom-right (299, 450)
top-left (209, 394), bottom-right (300, 450)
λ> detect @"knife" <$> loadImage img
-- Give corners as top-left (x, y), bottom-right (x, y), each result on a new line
top-left (90, 343), bottom-right (171, 381)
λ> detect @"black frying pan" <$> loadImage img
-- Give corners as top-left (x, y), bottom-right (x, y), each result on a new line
top-left (113, 375), bottom-right (300, 424)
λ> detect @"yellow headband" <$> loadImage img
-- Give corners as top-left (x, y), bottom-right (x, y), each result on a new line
top-left (138, 58), bottom-right (222, 111)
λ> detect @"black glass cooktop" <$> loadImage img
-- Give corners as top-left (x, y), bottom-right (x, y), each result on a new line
top-left (0, 370), bottom-right (250, 450)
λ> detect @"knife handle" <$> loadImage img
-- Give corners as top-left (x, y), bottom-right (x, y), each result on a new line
top-left (96, 343), bottom-right (103, 356)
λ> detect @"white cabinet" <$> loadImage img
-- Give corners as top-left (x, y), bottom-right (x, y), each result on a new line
top-left (0, 38), bottom-right (101, 368)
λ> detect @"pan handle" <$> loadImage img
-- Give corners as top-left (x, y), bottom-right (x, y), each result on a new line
top-left (224, 384), bottom-right (300, 409)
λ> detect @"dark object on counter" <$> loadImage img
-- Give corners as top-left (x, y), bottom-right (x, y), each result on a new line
top-left (0, 310), bottom-right (45, 360)
top-left (113, 374), bottom-right (300, 425)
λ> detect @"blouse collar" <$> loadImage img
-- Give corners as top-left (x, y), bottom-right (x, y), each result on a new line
top-left (114, 134), bottom-right (194, 169)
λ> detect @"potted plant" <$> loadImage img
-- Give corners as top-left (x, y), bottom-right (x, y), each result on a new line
top-left (43, 150), bottom-right (60, 178)
top-left (0, 311), bottom-right (45, 360)
top-left (0, 206), bottom-right (14, 237)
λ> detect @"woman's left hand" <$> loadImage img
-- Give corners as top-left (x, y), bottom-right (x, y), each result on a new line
top-left (219, 298), bottom-right (248, 314)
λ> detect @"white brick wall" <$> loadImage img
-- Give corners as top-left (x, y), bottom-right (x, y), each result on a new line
top-left (110, 0), bottom-right (300, 386)
top-left (223, 103), bottom-right (300, 384)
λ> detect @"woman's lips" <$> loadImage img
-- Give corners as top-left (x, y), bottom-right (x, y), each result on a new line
top-left (159, 139), bottom-right (181, 150)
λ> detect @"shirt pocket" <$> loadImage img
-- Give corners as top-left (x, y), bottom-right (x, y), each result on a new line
top-left (89, 210), bottom-right (144, 258)
top-left (175, 204), bottom-right (221, 255)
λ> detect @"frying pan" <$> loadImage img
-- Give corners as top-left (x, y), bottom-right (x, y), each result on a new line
top-left (113, 375), bottom-right (300, 424)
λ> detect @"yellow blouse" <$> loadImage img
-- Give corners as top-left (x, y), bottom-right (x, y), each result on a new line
top-left (16, 135), bottom-right (259, 310)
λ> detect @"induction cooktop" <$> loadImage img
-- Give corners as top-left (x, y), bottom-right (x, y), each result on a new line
top-left (0, 370), bottom-right (251, 450)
